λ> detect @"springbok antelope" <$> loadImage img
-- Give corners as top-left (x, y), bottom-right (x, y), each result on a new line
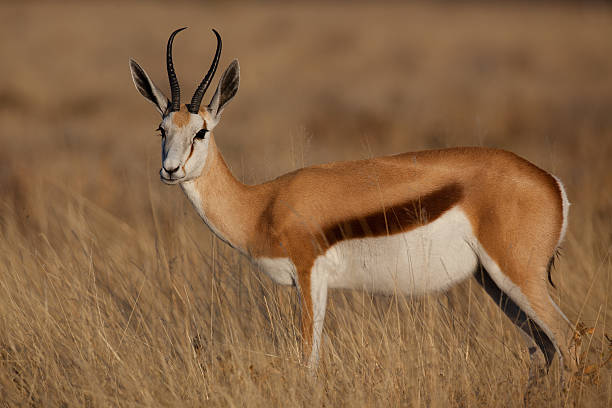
top-left (130, 28), bottom-right (578, 382)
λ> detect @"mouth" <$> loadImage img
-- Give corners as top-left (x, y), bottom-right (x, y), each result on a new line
top-left (160, 175), bottom-right (183, 185)
top-left (159, 167), bottom-right (185, 185)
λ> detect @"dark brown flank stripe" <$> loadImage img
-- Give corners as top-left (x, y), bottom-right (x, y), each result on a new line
top-left (320, 183), bottom-right (463, 248)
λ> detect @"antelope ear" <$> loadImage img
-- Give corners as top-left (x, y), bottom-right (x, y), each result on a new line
top-left (207, 59), bottom-right (239, 125)
top-left (129, 59), bottom-right (169, 116)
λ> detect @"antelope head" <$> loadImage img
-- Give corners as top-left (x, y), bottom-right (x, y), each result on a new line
top-left (129, 28), bottom-right (239, 184)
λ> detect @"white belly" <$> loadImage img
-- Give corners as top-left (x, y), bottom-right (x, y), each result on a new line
top-left (321, 207), bottom-right (478, 294)
top-left (256, 257), bottom-right (296, 286)
top-left (256, 207), bottom-right (478, 295)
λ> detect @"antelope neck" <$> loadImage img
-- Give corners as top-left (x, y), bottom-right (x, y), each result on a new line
top-left (180, 135), bottom-right (264, 254)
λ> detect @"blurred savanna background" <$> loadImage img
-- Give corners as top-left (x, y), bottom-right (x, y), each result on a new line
top-left (1, 1), bottom-right (611, 406)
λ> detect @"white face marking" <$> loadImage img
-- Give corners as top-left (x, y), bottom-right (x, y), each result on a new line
top-left (159, 112), bottom-right (210, 184)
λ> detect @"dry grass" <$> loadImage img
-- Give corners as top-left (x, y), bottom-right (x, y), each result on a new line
top-left (0, 1), bottom-right (611, 406)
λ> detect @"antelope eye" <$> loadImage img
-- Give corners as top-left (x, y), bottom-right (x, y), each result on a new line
top-left (194, 129), bottom-right (207, 140)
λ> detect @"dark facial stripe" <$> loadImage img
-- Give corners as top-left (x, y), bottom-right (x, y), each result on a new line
top-left (186, 140), bottom-right (195, 161)
top-left (320, 183), bottom-right (463, 248)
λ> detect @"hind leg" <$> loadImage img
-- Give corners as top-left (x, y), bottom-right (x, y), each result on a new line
top-left (520, 332), bottom-right (548, 384)
top-left (477, 252), bottom-right (577, 385)
top-left (474, 265), bottom-right (554, 386)
top-left (520, 280), bottom-right (578, 381)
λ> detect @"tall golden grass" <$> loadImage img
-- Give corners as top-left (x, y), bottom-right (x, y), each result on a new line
top-left (0, 2), bottom-right (611, 406)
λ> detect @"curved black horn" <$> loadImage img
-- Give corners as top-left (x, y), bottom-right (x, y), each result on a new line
top-left (188, 29), bottom-right (222, 114)
top-left (167, 27), bottom-right (187, 112)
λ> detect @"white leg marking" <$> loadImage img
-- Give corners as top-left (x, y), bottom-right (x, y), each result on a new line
top-left (308, 261), bottom-right (329, 368)
top-left (552, 175), bottom-right (570, 248)
top-left (548, 293), bottom-right (571, 326)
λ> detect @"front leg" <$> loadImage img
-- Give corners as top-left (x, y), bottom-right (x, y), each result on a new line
top-left (297, 265), bottom-right (328, 368)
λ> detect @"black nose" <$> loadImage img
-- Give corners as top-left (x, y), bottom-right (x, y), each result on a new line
top-left (164, 165), bottom-right (180, 174)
